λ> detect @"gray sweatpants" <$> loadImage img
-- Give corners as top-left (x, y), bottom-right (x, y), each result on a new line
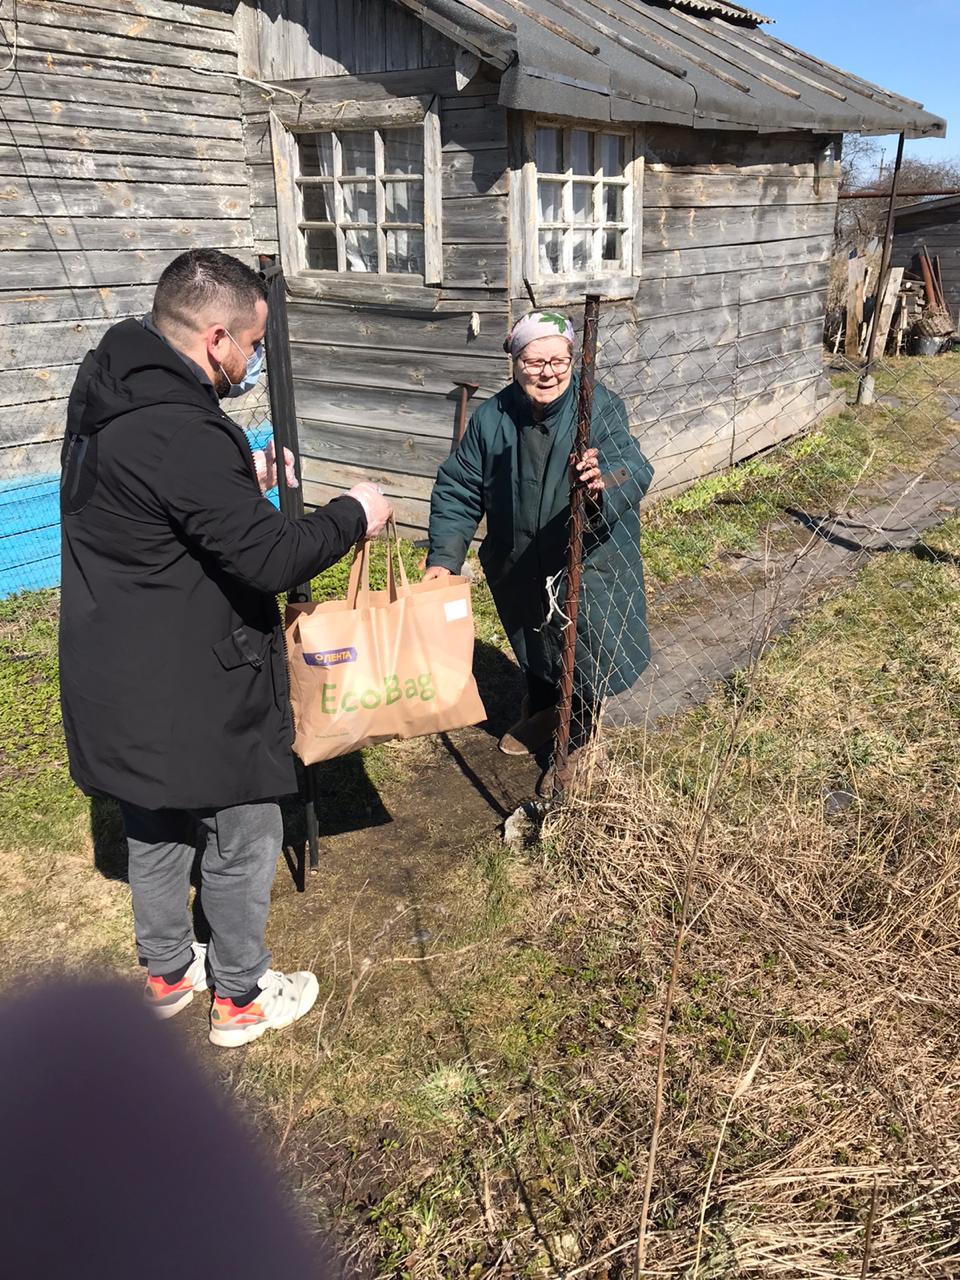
top-left (119, 801), bottom-right (282, 999)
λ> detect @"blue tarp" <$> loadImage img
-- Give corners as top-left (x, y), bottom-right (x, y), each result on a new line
top-left (0, 424), bottom-right (277, 599)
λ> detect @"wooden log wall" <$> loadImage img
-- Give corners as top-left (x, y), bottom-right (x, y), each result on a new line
top-left (0, 0), bottom-right (253, 477)
top-left (237, 0), bottom-right (512, 532)
top-left (593, 126), bottom-right (838, 496)
top-left (891, 204), bottom-right (960, 328)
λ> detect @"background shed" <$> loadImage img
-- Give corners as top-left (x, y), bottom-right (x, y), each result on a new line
top-left (892, 194), bottom-right (960, 325)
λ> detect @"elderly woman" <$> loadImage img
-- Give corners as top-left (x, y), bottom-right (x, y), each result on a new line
top-left (424, 311), bottom-right (654, 788)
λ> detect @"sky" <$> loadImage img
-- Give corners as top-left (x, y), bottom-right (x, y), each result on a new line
top-left (765, 0), bottom-right (958, 173)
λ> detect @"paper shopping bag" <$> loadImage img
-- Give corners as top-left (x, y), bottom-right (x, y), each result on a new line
top-left (285, 529), bottom-right (487, 764)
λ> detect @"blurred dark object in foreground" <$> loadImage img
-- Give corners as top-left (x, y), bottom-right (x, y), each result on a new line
top-left (0, 980), bottom-right (335, 1279)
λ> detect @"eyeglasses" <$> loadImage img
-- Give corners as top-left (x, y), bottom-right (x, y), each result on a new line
top-left (519, 356), bottom-right (573, 375)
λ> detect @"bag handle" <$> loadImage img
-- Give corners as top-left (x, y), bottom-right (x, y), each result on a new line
top-left (385, 515), bottom-right (409, 595)
top-left (346, 540), bottom-right (371, 610)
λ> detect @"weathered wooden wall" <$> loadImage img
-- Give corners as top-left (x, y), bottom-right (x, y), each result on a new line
top-left (237, 0), bottom-right (512, 531)
top-left (891, 202), bottom-right (960, 327)
top-left (0, 0), bottom-right (253, 476)
top-left (592, 127), bottom-right (837, 495)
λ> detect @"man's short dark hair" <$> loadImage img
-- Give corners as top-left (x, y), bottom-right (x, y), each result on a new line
top-left (152, 249), bottom-right (268, 338)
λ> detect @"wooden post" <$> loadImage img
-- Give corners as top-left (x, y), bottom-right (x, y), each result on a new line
top-left (858, 132), bottom-right (905, 405)
top-left (258, 254), bottom-right (321, 880)
top-left (552, 295), bottom-right (600, 801)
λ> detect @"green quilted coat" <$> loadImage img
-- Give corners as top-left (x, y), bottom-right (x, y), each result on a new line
top-left (426, 376), bottom-right (654, 700)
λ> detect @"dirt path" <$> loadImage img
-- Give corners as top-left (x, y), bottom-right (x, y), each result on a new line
top-left (608, 439), bottom-right (960, 726)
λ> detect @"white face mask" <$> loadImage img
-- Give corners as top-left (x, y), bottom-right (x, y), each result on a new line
top-left (219, 330), bottom-right (265, 398)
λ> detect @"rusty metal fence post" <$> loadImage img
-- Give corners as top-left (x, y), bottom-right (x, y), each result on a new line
top-left (258, 253), bottom-right (321, 880)
top-left (552, 294), bottom-right (601, 800)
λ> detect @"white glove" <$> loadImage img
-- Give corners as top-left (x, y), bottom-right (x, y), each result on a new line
top-left (346, 481), bottom-right (391, 537)
top-left (252, 442), bottom-right (298, 495)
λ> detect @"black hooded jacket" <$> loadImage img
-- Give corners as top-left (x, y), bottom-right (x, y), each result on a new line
top-left (59, 318), bottom-right (365, 811)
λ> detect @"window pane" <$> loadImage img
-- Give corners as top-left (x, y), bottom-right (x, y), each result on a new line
top-left (344, 227), bottom-right (377, 272)
top-left (386, 229), bottom-right (424, 274)
top-left (304, 228), bottom-right (338, 270)
top-left (571, 130), bottom-right (593, 175)
top-left (341, 181), bottom-right (376, 224)
top-left (301, 184), bottom-right (335, 222)
top-left (535, 127), bottom-right (561, 173)
top-left (384, 180), bottom-right (423, 224)
top-left (602, 228), bottom-right (623, 265)
top-left (572, 182), bottom-right (594, 224)
top-left (298, 133), bottom-right (334, 177)
top-left (572, 229), bottom-right (592, 270)
top-left (539, 229), bottom-right (563, 275)
top-left (604, 184), bottom-right (624, 223)
top-left (340, 131), bottom-right (375, 175)
top-left (383, 127), bottom-right (422, 174)
top-left (600, 133), bottom-right (625, 176)
top-left (538, 179), bottom-right (563, 223)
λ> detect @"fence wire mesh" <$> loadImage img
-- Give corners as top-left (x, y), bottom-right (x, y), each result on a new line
top-left (551, 296), bottom-right (960, 788)
top-left (0, 316), bottom-right (278, 600)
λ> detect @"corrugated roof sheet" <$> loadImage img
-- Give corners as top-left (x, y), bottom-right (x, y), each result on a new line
top-left (425, 0), bottom-right (945, 138)
top-left (671, 1), bottom-right (772, 24)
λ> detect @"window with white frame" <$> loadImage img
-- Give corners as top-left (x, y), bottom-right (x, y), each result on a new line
top-left (269, 94), bottom-right (442, 288)
top-left (524, 122), bottom-right (641, 286)
top-left (296, 126), bottom-right (426, 275)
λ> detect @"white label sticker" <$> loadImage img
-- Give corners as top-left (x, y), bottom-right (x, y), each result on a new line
top-left (444, 598), bottom-right (468, 622)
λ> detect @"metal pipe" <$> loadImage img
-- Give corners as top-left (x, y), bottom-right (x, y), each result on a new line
top-left (858, 132), bottom-right (905, 404)
top-left (552, 294), bottom-right (600, 801)
top-left (839, 187), bottom-right (960, 200)
top-left (258, 254), bottom-right (321, 875)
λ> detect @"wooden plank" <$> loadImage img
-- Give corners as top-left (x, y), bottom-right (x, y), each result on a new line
top-left (0, 363), bottom-right (81, 407)
top-left (247, 163), bottom-right (278, 212)
top-left (0, 284), bottom-right (154, 325)
top-left (12, 20), bottom-right (237, 72)
top-left (0, 318), bottom-right (115, 370)
top-left (441, 241), bottom-right (508, 289)
top-left (42, 0), bottom-right (235, 31)
top-left (648, 235), bottom-right (834, 280)
top-left (438, 195), bottom-right (509, 244)
top-left (304, 478), bottom-right (430, 537)
top-left (0, 95), bottom-right (244, 140)
top-left (441, 104), bottom-right (508, 152)
top-left (301, 455), bottom-right (434, 502)
top-left (0, 177), bottom-right (249, 219)
top-left (0, 70), bottom-right (239, 120)
top-left (290, 342), bottom-right (505, 396)
top-left (2, 249), bottom-right (256, 291)
top-left (0, 217), bottom-right (253, 252)
top-left (238, 69), bottom-right (464, 112)
top-left (294, 378), bottom-right (461, 436)
top-left (599, 346), bottom-right (739, 397)
top-left (0, 398), bottom-right (69, 447)
top-left (0, 119), bottom-right (246, 162)
top-left (644, 202), bottom-right (837, 253)
top-left (286, 303), bottom-right (506, 356)
top-left (739, 291), bottom-right (826, 338)
top-left (845, 257), bottom-right (866, 359)
top-left (442, 147), bottom-right (509, 198)
top-left (735, 347), bottom-right (824, 400)
top-left (0, 146), bottom-right (244, 185)
top-left (736, 320), bottom-right (825, 367)
top-left (731, 379), bottom-right (821, 467)
top-left (870, 267), bottom-right (906, 357)
top-left (299, 419), bottom-right (450, 477)
top-left (644, 170), bottom-right (836, 208)
top-left (632, 259), bottom-right (831, 320)
top-left (423, 96), bottom-right (443, 287)
top-left (4, 47), bottom-right (240, 94)
top-left (13, 2), bottom-right (236, 52)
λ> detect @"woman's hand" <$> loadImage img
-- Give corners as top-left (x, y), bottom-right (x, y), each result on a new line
top-left (423, 565), bottom-right (453, 582)
top-left (572, 447), bottom-right (604, 497)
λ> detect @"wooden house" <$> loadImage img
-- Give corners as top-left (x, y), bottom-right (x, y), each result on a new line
top-left (892, 195), bottom-right (960, 325)
top-left (0, 0), bottom-right (945, 559)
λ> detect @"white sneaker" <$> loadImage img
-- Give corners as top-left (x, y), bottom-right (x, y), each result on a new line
top-left (143, 942), bottom-right (210, 1020)
top-left (208, 968), bottom-right (320, 1048)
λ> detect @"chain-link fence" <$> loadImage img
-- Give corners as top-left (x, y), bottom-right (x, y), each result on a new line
top-left (549, 293), bottom-right (960, 792)
top-left (0, 311), bottom-right (279, 600)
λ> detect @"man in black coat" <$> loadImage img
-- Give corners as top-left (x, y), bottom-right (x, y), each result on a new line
top-left (59, 249), bottom-right (390, 1048)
